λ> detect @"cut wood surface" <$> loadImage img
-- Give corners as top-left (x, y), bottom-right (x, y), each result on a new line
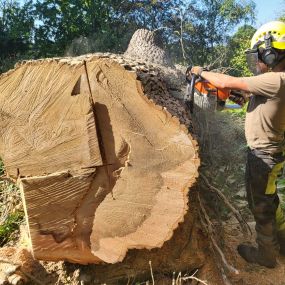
top-left (0, 53), bottom-right (199, 264)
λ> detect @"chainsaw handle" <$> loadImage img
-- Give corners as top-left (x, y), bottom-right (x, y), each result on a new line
top-left (188, 73), bottom-right (198, 113)
top-left (186, 66), bottom-right (192, 83)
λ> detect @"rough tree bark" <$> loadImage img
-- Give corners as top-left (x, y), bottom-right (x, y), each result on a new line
top-left (124, 29), bottom-right (173, 67)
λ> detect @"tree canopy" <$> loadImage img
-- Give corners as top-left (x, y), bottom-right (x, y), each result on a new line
top-left (0, 0), bottom-right (278, 76)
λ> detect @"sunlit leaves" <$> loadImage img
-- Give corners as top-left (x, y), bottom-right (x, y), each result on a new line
top-left (0, 0), bottom-right (257, 72)
top-left (228, 25), bottom-right (256, 76)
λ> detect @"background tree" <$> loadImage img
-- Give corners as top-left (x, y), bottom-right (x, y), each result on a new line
top-left (0, 0), bottom-right (34, 72)
top-left (168, 0), bottom-right (256, 66)
top-left (0, 0), bottom-right (257, 73)
top-left (227, 24), bottom-right (256, 76)
top-left (34, 0), bottom-right (126, 56)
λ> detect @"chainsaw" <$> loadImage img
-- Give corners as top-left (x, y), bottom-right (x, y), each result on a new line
top-left (185, 66), bottom-right (246, 113)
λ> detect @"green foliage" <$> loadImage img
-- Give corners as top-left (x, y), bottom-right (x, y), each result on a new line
top-left (226, 102), bottom-right (248, 118)
top-left (0, 211), bottom-right (23, 246)
top-left (227, 25), bottom-right (256, 76)
top-left (0, 178), bottom-right (23, 246)
top-left (0, 0), bottom-right (257, 70)
top-left (33, 0), bottom-right (185, 56)
top-left (34, 0), bottom-right (107, 56)
top-left (170, 0), bottom-right (256, 66)
top-left (0, 0), bottom-right (35, 73)
top-left (223, 25), bottom-right (255, 118)
top-left (0, 159), bottom-right (3, 176)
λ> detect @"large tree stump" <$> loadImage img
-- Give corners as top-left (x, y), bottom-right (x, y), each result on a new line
top-left (124, 29), bottom-right (173, 67)
top-left (0, 53), bottom-right (200, 265)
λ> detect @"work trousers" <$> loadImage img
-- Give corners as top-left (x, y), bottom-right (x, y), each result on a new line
top-left (246, 148), bottom-right (285, 252)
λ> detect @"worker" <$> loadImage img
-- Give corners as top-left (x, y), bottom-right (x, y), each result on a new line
top-left (189, 21), bottom-right (285, 268)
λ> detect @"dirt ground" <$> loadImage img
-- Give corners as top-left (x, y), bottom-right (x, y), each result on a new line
top-left (3, 214), bottom-right (285, 285)
top-left (224, 219), bottom-right (285, 285)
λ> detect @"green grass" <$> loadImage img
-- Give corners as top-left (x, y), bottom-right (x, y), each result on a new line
top-left (0, 159), bottom-right (4, 175)
top-left (0, 211), bottom-right (24, 246)
top-left (224, 101), bottom-right (247, 118)
top-left (0, 160), bottom-right (23, 246)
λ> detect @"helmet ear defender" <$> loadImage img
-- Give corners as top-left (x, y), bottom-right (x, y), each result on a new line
top-left (248, 21), bottom-right (285, 70)
top-left (260, 33), bottom-right (279, 67)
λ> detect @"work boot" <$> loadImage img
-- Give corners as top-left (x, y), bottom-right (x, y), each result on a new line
top-left (237, 244), bottom-right (277, 268)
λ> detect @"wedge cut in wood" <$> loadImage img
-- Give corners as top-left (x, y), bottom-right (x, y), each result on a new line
top-left (0, 53), bottom-right (199, 264)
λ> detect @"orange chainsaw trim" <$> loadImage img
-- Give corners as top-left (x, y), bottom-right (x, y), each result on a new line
top-left (195, 81), bottom-right (230, 101)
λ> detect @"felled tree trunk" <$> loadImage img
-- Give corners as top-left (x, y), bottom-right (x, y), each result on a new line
top-left (0, 53), bottom-right (200, 265)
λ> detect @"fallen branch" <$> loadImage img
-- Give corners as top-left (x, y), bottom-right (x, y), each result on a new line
top-left (0, 258), bottom-right (45, 285)
top-left (181, 270), bottom-right (208, 285)
top-left (175, 271), bottom-right (181, 285)
top-left (200, 173), bottom-right (251, 237)
top-left (172, 270), bottom-right (208, 285)
top-left (198, 194), bottom-right (239, 276)
top-left (149, 261), bottom-right (155, 285)
top-left (182, 275), bottom-right (208, 285)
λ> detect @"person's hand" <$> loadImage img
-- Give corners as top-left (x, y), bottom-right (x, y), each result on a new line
top-left (229, 91), bottom-right (248, 107)
top-left (186, 66), bottom-right (204, 82)
top-left (191, 66), bottom-right (204, 76)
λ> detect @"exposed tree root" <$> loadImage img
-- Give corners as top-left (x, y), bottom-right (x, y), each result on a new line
top-left (198, 193), bottom-right (239, 281)
top-left (200, 173), bottom-right (251, 237)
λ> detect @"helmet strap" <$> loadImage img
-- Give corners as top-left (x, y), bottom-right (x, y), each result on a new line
top-left (264, 33), bottom-right (272, 49)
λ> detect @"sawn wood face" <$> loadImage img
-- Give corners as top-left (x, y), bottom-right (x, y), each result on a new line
top-left (0, 54), bottom-right (199, 264)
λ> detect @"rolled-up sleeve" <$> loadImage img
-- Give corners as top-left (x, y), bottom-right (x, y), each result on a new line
top-left (241, 72), bottom-right (282, 97)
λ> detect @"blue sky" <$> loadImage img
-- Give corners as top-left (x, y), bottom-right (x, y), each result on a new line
top-left (254, 0), bottom-right (284, 26)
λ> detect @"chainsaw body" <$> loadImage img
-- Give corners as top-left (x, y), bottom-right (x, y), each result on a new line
top-left (185, 69), bottom-right (246, 113)
top-left (194, 80), bottom-right (230, 101)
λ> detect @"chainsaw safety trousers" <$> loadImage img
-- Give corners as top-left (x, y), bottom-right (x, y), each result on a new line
top-left (245, 148), bottom-right (285, 254)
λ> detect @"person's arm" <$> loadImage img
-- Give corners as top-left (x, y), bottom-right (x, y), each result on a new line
top-left (190, 66), bottom-right (282, 98)
top-left (190, 66), bottom-right (250, 91)
top-left (199, 71), bottom-right (250, 92)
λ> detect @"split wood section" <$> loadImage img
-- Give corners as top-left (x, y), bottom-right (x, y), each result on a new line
top-left (0, 54), bottom-right (200, 264)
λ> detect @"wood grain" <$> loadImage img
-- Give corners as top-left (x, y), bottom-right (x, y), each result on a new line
top-left (0, 54), bottom-right (200, 264)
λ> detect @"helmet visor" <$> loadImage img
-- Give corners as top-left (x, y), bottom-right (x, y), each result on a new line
top-left (245, 49), bottom-right (260, 75)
